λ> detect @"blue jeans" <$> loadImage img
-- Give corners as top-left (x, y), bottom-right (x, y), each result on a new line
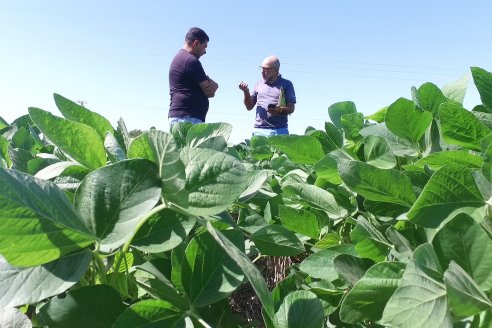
top-left (169, 116), bottom-right (203, 127)
top-left (252, 127), bottom-right (289, 137)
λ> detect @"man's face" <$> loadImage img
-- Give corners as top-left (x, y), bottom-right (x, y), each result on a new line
top-left (261, 65), bottom-right (278, 83)
top-left (192, 40), bottom-right (207, 58)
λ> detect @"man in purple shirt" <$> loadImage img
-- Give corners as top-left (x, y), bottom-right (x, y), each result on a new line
top-left (238, 55), bottom-right (296, 136)
top-left (168, 27), bottom-right (219, 126)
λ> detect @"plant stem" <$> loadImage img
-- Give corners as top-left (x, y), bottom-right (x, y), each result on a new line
top-left (110, 203), bottom-right (168, 285)
top-left (93, 244), bottom-right (107, 284)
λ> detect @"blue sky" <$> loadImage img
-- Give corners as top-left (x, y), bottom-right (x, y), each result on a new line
top-left (1, 1), bottom-right (491, 143)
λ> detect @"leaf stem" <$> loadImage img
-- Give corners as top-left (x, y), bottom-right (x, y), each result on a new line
top-left (110, 203), bottom-right (168, 285)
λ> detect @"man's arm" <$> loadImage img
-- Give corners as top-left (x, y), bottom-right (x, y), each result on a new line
top-left (199, 77), bottom-right (219, 98)
top-left (238, 82), bottom-right (255, 111)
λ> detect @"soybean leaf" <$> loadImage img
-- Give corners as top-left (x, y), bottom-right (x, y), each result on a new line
top-left (0, 168), bottom-right (94, 267)
top-left (185, 122), bottom-right (232, 147)
top-left (0, 251), bottom-right (91, 309)
top-left (408, 165), bottom-right (485, 228)
top-left (341, 112), bottom-right (364, 141)
top-left (333, 254), bottom-right (374, 287)
top-left (268, 135), bottom-right (325, 165)
top-left (181, 229), bottom-right (244, 307)
top-left (132, 209), bottom-right (195, 253)
top-left (365, 106), bottom-right (387, 123)
top-left (28, 107), bottom-right (107, 170)
top-left (238, 170), bottom-right (268, 202)
top-left (273, 290), bottom-right (324, 328)
top-left (128, 130), bottom-right (188, 207)
top-left (200, 220), bottom-right (275, 322)
top-left (338, 160), bottom-right (416, 207)
top-left (180, 147), bottom-right (249, 216)
top-left (279, 205), bottom-right (319, 239)
top-left (339, 261), bottom-right (406, 324)
top-left (74, 159), bottom-right (161, 253)
top-left (299, 245), bottom-right (358, 281)
top-left (439, 102), bottom-right (490, 151)
top-left (442, 74), bottom-right (469, 105)
top-left (251, 225), bottom-right (305, 256)
top-left (282, 182), bottom-right (348, 220)
top-left (403, 150), bottom-right (483, 172)
top-left (54, 93), bottom-right (114, 139)
top-left (444, 261), bottom-right (492, 318)
top-left (104, 132), bottom-right (126, 162)
top-left (471, 66), bottom-right (492, 110)
top-left (350, 216), bottom-right (390, 262)
top-left (237, 208), bottom-right (268, 234)
top-left (381, 244), bottom-right (453, 328)
top-left (412, 82), bottom-right (448, 117)
top-left (360, 123), bottom-right (418, 157)
top-left (385, 97), bottom-right (433, 145)
top-left (112, 300), bottom-right (188, 328)
top-left (363, 135), bottom-right (396, 169)
top-left (313, 150), bottom-right (353, 185)
top-left (325, 122), bottom-right (344, 148)
top-left (328, 101), bottom-right (357, 129)
top-left (433, 213), bottom-right (492, 290)
top-left (38, 285), bottom-right (126, 328)
top-left (0, 308), bottom-right (31, 328)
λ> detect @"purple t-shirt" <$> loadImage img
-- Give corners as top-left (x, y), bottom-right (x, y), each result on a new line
top-left (168, 49), bottom-right (209, 121)
top-left (250, 76), bottom-right (296, 128)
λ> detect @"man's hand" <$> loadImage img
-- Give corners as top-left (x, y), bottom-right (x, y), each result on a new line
top-left (200, 78), bottom-right (219, 98)
top-left (238, 81), bottom-right (249, 93)
top-left (267, 105), bottom-right (284, 115)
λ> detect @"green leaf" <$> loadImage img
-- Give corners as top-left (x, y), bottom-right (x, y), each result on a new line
top-left (403, 150), bottom-right (483, 172)
top-left (0, 168), bottom-right (94, 267)
top-left (186, 122), bottom-right (232, 147)
top-left (313, 150), bottom-right (352, 185)
top-left (74, 159), bottom-right (161, 252)
top-left (200, 220), bottom-right (275, 322)
top-left (104, 132), bottom-right (126, 162)
top-left (444, 261), bottom-right (492, 318)
top-left (273, 290), bottom-right (324, 328)
top-left (113, 299), bottom-right (187, 328)
top-left (339, 261), bottom-right (406, 324)
top-left (38, 285), bottom-right (126, 328)
top-left (350, 216), bottom-right (390, 262)
top-left (363, 135), bottom-right (396, 169)
top-left (338, 160), bottom-right (416, 207)
top-left (471, 67), bottom-right (492, 110)
top-left (408, 165), bottom-right (485, 228)
top-left (385, 97), bottom-right (433, 144)
top-left (181, 229), bottom-right (244, 307)
top-left (412, 82), bottom-right (448, 117)
top-left (282, 182), bottom-right (348, 220)
top-left (0, 251), bottom-right (91, 309)
top-left (341, 112), bottom-right (364, 141)
top-left (180, 147), bottom-right (249, 216)
top-left (28, 107), bottom-right (107, 170)
top-left (132, 209), bottom-right (195, 253)
top-left (279, 205), bottom-right (320, 239)
top-left (365, 106), bottom-right (387, 123)
top-left (268, 135), bottom-right (325, 164)
top-left (299, 245), bottom-right (358, 281)
top-left (360, 123), bottom-right (419, 157)
top-left (128, 130), bottom-right (188, 207)
top-left (439, 102), bottom-right (490, 151)
top-left (442, 74), bottom-right (469, 105)
top-left (251, 225), bottom-right (305, 256)
top-left (381, 244), bottom-right (453, 328)
top-left (433, 213), bottom-right (492, 290)
top-left (0, 308), bottom-right (31, 328)
top-left (53, 93), bottom-right (114, 139)
top-left (324, 122), bottom-right (344, 149)
top-left (328, 101), bottom-right (357, 129)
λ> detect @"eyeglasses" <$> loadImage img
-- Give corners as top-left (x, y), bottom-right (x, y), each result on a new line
top-left (259, 66), bottom-right (277, 71)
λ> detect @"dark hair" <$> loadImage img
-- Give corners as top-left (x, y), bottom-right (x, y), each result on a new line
top-left (185, 27), bottom-right (209, 44)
